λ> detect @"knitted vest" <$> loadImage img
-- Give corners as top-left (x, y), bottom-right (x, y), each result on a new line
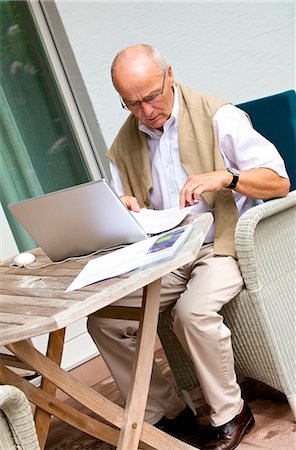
top-left (107, 83), bottom-right (238, 257)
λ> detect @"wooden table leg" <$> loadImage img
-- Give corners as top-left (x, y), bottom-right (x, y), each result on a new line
top-left (117, 279), bottom-right (161, 450)
top-left (5, 322), bottom-right (198, 449)
top-left (34, 328), bottom-right (65, 449)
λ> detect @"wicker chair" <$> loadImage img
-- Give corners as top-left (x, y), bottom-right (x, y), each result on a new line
top-left (0, 385), bottom-right (40, 450)
top-left (158, 191), bottom-right (296, 420)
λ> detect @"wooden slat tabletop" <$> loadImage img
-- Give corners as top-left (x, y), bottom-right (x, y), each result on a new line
top-left (0, 213), bottom-right (213, 347)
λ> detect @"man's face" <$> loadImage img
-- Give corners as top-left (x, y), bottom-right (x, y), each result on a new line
top-left (114, 64), bottom-right (175, 130)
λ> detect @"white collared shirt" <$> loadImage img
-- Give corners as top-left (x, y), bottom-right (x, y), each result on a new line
top-left (110, 88), bottom-right (288, 242)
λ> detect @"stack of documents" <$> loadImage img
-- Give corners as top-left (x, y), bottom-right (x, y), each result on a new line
top-left (65, 206), bottom-right (194, 292)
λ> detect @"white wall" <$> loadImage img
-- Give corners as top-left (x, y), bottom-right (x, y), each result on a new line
top-left (55, 0), bottom-right (295, 148)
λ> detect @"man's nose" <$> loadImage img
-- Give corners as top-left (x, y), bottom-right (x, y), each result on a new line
top-left (140, 101), bottom-right (155, 115)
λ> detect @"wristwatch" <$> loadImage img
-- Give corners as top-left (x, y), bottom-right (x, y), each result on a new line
top-left (226, 167), bottom-right (240, 190)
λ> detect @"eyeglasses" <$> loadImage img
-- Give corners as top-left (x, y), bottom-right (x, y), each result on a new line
top-left (120, 72), bottom-right (166, 110)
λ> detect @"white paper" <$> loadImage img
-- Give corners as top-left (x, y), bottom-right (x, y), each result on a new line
top-left (130, 205), bottom-right (195, 234)
top-left (65, 237), bottom-right (156, 292)
top-left (65, 205), bottom-right (196, 292)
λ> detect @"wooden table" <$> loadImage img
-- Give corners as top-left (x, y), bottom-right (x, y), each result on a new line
top-left (0, 213), bottom-right (213, 450)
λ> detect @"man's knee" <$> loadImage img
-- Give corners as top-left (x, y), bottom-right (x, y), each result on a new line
top-left (87, 313), bottom-right (138, 341)
top-left (87, 314), bottom-right (102, 340)
top-left (173, 297), bottom-right (224, 342)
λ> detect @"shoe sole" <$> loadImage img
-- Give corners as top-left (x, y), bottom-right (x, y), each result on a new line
top-left (245, 416), bottom-right (255, 434)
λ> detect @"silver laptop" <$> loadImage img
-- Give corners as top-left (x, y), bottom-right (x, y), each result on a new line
top-left (8, 179), bottom-right (148, 261)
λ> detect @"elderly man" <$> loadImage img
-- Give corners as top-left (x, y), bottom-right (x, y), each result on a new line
top-left (87, 44), bottom-right (290, 450)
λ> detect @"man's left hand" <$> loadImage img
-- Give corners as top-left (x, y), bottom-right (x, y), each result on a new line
top-left (179, 168), bottom-right (290, 208)
top-left (179, 170), bottom-right (230, 208)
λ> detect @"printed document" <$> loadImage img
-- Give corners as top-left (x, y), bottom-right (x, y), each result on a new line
top-left (65, 205), bottom-right (196, 292)
top-left (130, 205), bottom-right (195, 234)
top-left (65, 238), bottom-right (154, 292)
top-left (65, 223), bottom-right (193, 293)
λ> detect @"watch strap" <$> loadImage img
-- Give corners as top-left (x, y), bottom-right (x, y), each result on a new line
top-left (226, 168), bottom-right (239, 190)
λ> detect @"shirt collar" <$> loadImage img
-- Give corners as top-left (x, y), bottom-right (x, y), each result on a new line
top-left (138, 85), bottom-right (179, 138)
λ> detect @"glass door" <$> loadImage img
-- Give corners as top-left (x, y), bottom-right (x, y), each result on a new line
top-left (0, 1), bottom-right (102, 251)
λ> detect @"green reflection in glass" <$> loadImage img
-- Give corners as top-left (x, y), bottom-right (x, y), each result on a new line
top-left (0, 1), bottom-right (92, 251)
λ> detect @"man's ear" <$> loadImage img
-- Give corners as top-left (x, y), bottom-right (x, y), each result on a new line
top-left (167, 65), bottom-right (175, 86)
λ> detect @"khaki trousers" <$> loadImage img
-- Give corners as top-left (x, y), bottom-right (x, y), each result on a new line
top-left (87, 243), bottom-right (244, 427)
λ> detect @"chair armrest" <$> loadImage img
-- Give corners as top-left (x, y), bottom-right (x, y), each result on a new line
top-left (235, 191), bottom-right (296, 291)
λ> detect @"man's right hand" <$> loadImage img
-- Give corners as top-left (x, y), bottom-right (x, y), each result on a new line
top-left (120, 195), bottom-right (141, 212)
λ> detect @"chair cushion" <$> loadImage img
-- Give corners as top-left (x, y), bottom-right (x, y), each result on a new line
top-left (237, 90), bottom-right (296, 191)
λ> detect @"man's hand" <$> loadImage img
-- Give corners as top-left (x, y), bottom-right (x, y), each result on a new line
top-left (180, 170), bottom-right (230, 208)
top-left (179, 168), bottom-right (290, 208)
top-left (120, 195), bottom-right (141, 212)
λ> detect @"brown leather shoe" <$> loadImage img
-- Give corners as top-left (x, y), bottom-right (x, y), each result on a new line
top-left (201, 403), bottom-right (255, 450)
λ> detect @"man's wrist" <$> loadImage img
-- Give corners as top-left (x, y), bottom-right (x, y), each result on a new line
top-left (226, 167), bottom-right (240, 190)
